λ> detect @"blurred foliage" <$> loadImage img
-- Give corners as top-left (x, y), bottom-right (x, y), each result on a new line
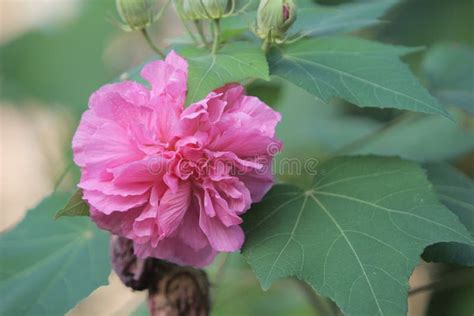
top-left (425, 266), bottom-right (474, 316)
top-left (1, 0), bottom-right (473, 315)
top-left (374, 0), bottom-right (474, 69)
top-left (422, 43), bottom-right (474, 114)
top-left (210, 254), bottom-right (314, 316)
top-left (379, 0), bottom-right (474, 47)
top-left (0, 0), bottom-right (118, 113)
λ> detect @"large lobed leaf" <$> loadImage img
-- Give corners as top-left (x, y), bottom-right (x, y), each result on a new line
top-left (292, 0), bottom-right (400, 37)
top-left (269, 37), bottom-right (449, 117)
top-left (422, 163), bottom-right (474, 266)
top-left (179, 42), bottom-right (269, 104)
top-left (242, 156), bottom-right (472, 316)
top-left (0, 193), bottom-right (110, 316)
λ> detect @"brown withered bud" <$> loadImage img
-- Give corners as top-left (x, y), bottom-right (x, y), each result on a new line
top-left (110, 235), bottom-right (155, 291)
top-left (110, 235), bottom-right (210, 315)
top-left (148, 268), bottom-right (210, 316)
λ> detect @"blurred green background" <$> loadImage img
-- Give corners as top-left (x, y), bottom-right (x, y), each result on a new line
top-left (0, 0), bottom-right (473, 315)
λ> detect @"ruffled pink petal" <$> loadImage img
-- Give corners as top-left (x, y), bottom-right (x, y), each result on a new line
top-left (132, 204), bottom-right (160, 246)
top-left (74, 121), bottom-right (143, 170)
top-left (215, 84), bottom-right (282, 137)
top-left (157, 181), bottom-right (191, 237)
top-left (134, 237), bottom-right (216, 268)
top-left (199, 180), bottom-right (246, 227)
top-left (176, 195), bottom-right (209, 251)
top-left (152, 95), bottom-right (181, 142)
top-left (90, 206), bottom-right (142, 238)
top-left (72, 113), bottom-right (103, 167)
top-left (89, 81), bottom-right (150, 111)
top-left (199, 211), bottom-right (245, 252)
top-left (239, 156), bottom-right (275, 202)
top-left (214, 178), bottom-right (252, 216)
top-left (209, 128), bottom-right (279, 157)
top-left (213, 83), bottom-right (243, 106)
top-left (111, 157), bottom-right (167, 184)
top-left (177, 94), bottom-right (225, 137)
top-left (83, 189), bottom-right (148, 215)
top-left (79, 177), bottom-right (150, 196)
top-left (140, 51), bottom-right (188, 106)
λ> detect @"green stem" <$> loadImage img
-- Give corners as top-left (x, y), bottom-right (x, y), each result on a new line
top-left (182, 20), bottom-right (200, 45)
top-left (211, 19), bottom-right (221, 54)
top-left (214, 253), bottom-right (229, 284)
top-left (173, 2), bottom-right (199, 45)
top-left (194, 20), bottom-right (210, 49)
top-left (261, 37), bottom-right (271, 53)
top-left (53, 163), bottom-right (72, 192)
top-left (261, 30), bottom-right (273, 53)
top-left (141, 28), bottom-right (165, 58)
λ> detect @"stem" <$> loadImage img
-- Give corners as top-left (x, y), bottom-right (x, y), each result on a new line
top-left (332, 112), bottom-right (421, 157)
top-left (408, 268), bottom-right (474, 296)
top-left (261, 30), bottom-right (273, 53)
top-left (173, 2), bottom-right (199, 45)
top-left (53, 163), bottom-right (72, 192)
top-left (211, 19), bottom-right (221, 54)
top-left (194, 20), bottom-right (210, 50)
top-left (261, 37), bottom-right (271, 53)
top-left (141, 28), bottom-right (165, 58)
top-left (182, 20), bottom-right (200, 45)
top-left (214, 253), bottom-right (229, 286)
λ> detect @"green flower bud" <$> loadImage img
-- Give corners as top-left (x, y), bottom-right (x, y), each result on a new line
top-left (179, 0), bottom-right (232, 20)
top-left (255, 0), bottom-right (296, 42)
top-left (116, 0), bottom-right (156, 31)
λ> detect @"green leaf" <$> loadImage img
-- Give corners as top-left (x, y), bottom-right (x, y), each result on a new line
top-left (422, 163), bottom-right (474, 266)
top-left (270, 77), bottom-right (473, 167)
top-left (269, 36), bottom-right (450, 117)
top-left (422, 43), bottom-right (474, 114)
top-left (242, 156), bottom-right (472, 316)
top-left (179, 42), bottom-right (269, 104)
top-left (54, 189), bottom-right (90, 219)
top-left (0, 193), bottom-right (110, 316)
top-left (0, 0), bottom-right (117, 112)
top-left (292, 0), bottom-right (400, 37)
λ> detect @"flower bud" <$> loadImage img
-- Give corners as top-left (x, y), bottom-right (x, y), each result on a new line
top-left (116, 0), bottom-right (156, 31)
top-left (255, 0), bottom-right (296, 43)
top-left (110, 236), bottom-right (154, 290)
top-left (180, 0), bottom-right (232, 20)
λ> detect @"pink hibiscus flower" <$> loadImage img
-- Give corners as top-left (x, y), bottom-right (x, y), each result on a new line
top-left (73, 51), bottom-right (282, 267)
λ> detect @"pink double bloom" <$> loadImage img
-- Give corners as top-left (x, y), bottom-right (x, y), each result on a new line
top-left (73, 51), bottom-right (281, 267)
